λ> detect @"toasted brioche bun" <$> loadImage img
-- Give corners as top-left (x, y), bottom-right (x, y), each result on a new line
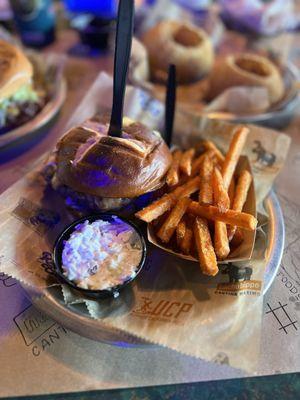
top-left (54, 115), bottom-right (172, 198)
top-left (142, 21), bottom-right (214, 84)
top-left (0, 39), bottom-right (33, 101)
top-left (208, 53), bottom-right (284, 104)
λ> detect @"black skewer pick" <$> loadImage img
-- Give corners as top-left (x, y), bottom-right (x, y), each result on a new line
top-left (164, 64), bottom-right (177, 147)
top-left (108, 0), bottom-right (134, 137)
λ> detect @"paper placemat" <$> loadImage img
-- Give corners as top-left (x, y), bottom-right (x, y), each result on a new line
top-left (0, 184), bottom-right (299, 398)
top-left (0, 89), bottom-right (299, 399)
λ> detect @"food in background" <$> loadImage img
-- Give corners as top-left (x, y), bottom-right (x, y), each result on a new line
top-left (142, 20), bottom-right (214, 84)
top-left (208, 53), bottom-right (284, 105)
top-left (0, 39), bottom-right (47, 134)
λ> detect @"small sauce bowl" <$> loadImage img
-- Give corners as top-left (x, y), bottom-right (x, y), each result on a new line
top-left (53, 213), bottom-right (147, 299)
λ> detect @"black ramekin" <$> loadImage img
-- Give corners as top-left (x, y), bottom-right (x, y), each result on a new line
top-left (53, 213), bottom-right (147, 299)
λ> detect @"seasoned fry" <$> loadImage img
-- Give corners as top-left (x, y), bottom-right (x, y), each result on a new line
top-left (194, 217), bottom-right (218, 276)
top-left (191, 150), bottom-right (216, 177)
top-left (214, 221), bottom-right (230, 260)
top-left (198, 155), bottom-right (214, 205)
top-left (188, 201), bottom-right (257, 231)
top-left (191, 153), bottom-right (205, 176)
top-left (212, 167), bottom-right (230, 259)
top-left (228, 177), bottom-right (236, 208)
top-left (179, 148), bottom-right (195, 176)
top-left (173, 176), bottom-right (201, 198)
top-left (232, 170), bottom-right (252, 211)
top-left (228, 170), bottom-right (252, 240)
top-left (166, 150), bottom-right (182, 186)
top-left (135, 193), bottom-right (174, 222)
top-left (137, 132), bottom-right (256, 275)
top-left (212, 168), bottom-right (230, 212)
top-left (202, 140), bottom-right (225, 164)
top-left (136, 177), bottom-right (200, 222)
top-left (181, 225), bottom-right (193, 255)
top-left (222, 126), bottom-right (249, 190)
top-left (230, 228), bottom-right (244, 248)
top-left (215, 126), bottom-right (248, 258)
top-left (177, 217), bottom-right (193, 255)
top-left (157, 197), bottom-right (190, 243)
top-left (176, 219), bottom-right (186, 246)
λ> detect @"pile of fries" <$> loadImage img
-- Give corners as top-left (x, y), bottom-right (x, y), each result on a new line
top-left (135, 126), bottom-right (257, 277)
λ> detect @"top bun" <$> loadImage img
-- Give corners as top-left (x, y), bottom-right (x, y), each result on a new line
top-left (54, 115), bottom-right (172, 198)
top-left (0, 39), bottom-right (33, 101)
top-left (142, 20), bottom-right (214, 84)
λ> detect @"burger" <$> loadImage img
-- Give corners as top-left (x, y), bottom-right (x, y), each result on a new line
top-left (45, 114), bottom-right (172, 215)
top-left (0, 39), bottom-right (47, 134)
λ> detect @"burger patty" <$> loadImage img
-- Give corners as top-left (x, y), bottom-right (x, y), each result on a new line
top-left (43, 158), bottom-right (164, 216)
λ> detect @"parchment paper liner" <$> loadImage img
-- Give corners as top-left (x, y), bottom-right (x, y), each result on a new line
top-left (0, 72), bottom-right (291, 373)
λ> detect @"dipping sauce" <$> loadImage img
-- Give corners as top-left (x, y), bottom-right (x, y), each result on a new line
top-left (61, 217), bottom-right (143, 290)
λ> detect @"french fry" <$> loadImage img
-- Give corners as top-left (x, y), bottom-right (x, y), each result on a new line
top-left (228, 177), bottom-right (236, 208)
top-left (166, 150), bottom-right (182, 187)
top-left (214, 221), bottom-right (230, 260)
top-left (177, 217), bottom-right (193, 254)
top-left (198, 155), bottom-right (214, 205)
top-left (173, 176), bottom-right (201, 198)
top-left (157, 197), bottom-right (190, 243)
top-left (179, 148), bottom-right (195, 176)
top-left (136, 177), bottom-right (200, 222)
top-left (228, 170), bottom-right (252, 240)
top-left (232, 170), bottom-right (252, 211)
top-left (135, 193), bottom-right (174, 223)
top-left (202, 140), bottom-right (225, 164)
top-left (181, 225), bottom-right (193, 255)
top-left (137, 133), bottom-right (255, 272)
top-left (230, 228), bottom-right (244, 248)
top-left (214, 126), bottom-right (248, 258)
top-left (176, 219), bottom-right (186, 246)
top-left (188, 201), bottom-right (257, 231)
top-left (194, 217), bottom-right (218, 276)
top-left (191, 153), bottom-right (205, 176)
top-left (191, 150), bottom-right (215, 177)
top-left (212, 167), bottom-right (230, 259)
top-left (222, 126), bottom-right (249, 190)
top-left (212, 168), bottom-right (230, 212)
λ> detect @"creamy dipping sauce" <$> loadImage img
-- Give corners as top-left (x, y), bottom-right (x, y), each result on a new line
top-left (61, 217), bottom-right (143, 290)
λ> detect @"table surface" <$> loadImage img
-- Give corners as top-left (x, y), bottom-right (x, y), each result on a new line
top-left (4, 373), bottom-right (300, 400)
top-left (1, 29), bottom-right (300, 400)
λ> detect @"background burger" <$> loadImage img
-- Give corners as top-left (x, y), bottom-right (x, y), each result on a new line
top-left (0, 39), bottom-right (47, 134)
top-left (45, 114), bottom-right (172, 215)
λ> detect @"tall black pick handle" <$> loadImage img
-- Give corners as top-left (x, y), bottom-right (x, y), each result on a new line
top-left (108, 0), bottom-right (134, 137)
top-left (164, 64), bottom-right (177, 147)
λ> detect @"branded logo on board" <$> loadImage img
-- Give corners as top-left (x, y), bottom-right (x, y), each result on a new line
top-left (131, 296), bottom-right (193, 324)
top-left (252, 140), bottom-right (276, 167)
top-left (251, 139), bottom-right (278, 174)
top-left (216, 263), bottom-right (261, 296)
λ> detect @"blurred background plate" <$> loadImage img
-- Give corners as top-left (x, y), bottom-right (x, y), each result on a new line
top-left (0, 77), bottom-right (67, 149)
top-left (165, 61), bottom-right (299, 131)
top-left (204, 62), bottom-right (299, 130)
top-left (23, 190), bottom-right (284, 348)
